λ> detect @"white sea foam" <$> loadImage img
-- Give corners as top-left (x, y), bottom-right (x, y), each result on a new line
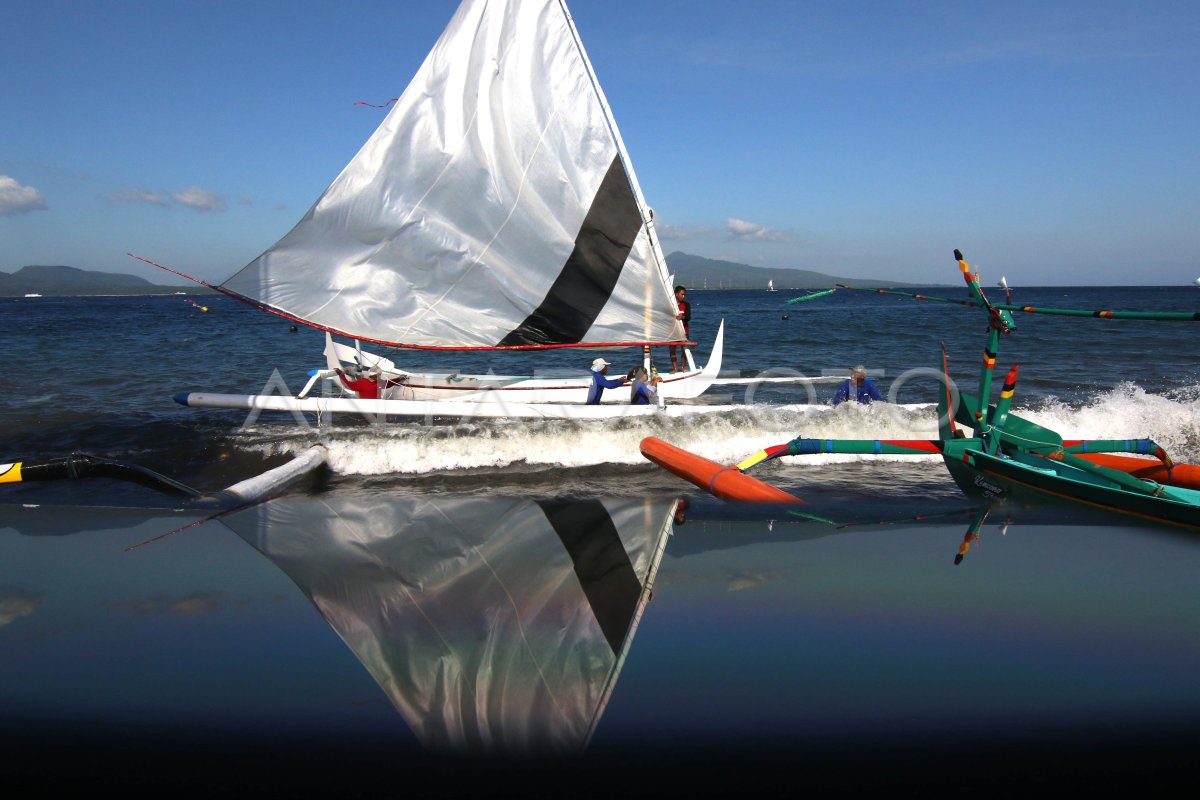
top-left (1018, 382), bottom-right (1200, 460)
top-left (236, 384), bottom-right (1200, 477)
top-left (238, 402), bottom-right (938, 475)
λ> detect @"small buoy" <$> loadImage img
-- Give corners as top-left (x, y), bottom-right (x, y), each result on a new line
top-left (289, 325), bottom-right (298, 333)
top-left (782, 314), bottom-right (789, 320)
top-left (200, 306), bottom-right (208, 312)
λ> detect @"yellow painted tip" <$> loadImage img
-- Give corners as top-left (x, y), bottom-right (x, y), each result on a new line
top-left (735, 451), bottom-right (768, 472)
top-left (0, 462), bottom-right (24, 484)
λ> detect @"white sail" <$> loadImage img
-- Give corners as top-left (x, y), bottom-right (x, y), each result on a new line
top-left (222, 0), bottom-right (683, 350)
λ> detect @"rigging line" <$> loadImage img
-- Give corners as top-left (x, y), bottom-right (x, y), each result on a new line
top-left (996, 430), bottom-right (1069, 449)
top-left (124, 506), bottom-right (236, 552)
top-left (354, 97), bottom-right (399, 108)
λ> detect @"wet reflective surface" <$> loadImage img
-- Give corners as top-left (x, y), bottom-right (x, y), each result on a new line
top-left (4, 491), bottom-right (1200, 790)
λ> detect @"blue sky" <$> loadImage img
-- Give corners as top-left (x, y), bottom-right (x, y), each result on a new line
top-left (2, 0), bottom-right (1197, 286)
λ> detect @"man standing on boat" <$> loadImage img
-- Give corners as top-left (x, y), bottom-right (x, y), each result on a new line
top-left (587, 358), bottom-right (629, 404)
top-left (832, 365), bottom-right (883, 405)
top-left (669, 286), bottom-right (691, 372)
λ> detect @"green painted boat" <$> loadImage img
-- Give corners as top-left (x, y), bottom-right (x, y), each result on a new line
top-left (645, 249), bottom-right (1200, 530)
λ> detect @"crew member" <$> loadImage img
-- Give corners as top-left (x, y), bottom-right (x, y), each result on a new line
top-left (669, 285), bottom-right (691, 372)
top-left (832, 365), bottom-right (883, 405)
top-left (586, 358), bottom-right (628, 405)
top-left (629, 367), bottom-right (662, 405)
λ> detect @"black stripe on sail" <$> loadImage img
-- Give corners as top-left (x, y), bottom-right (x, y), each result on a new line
top-left (499, 156), bottom-right (644, 346)
top-left (536, 499), bottom-right (643, 655)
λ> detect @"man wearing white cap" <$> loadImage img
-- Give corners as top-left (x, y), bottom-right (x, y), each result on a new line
top-left (586, 357), bottom-right (629, 405)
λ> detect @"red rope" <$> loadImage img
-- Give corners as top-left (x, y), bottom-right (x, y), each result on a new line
top-left (126, 253), bottom-right (695, 352)
top-left (354, 98), bottom-right (399, 108)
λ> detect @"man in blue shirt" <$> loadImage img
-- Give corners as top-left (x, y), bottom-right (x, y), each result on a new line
top-left (586, 358), bottom-right (628, 404)
top-left (832, 365), bottom-right (884, 405)
top-left (629, 367), bottom-right (662, 405)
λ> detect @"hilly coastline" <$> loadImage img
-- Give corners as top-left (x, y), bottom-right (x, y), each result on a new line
top-left (0, 265), bottom-right (214, 297)
top-left (664, 252), bottom-right (935, 290)
top-left (3, 253), bottom-right (935, 297)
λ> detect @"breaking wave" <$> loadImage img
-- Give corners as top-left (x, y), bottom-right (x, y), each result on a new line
top-left (233, 383), bottom-right (1200, 477)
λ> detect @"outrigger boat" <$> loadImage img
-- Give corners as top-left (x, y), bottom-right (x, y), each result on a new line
top-left (643, 250), bottom-right (1200, 529)
top-left (134, 0), bottom-right (741, 420)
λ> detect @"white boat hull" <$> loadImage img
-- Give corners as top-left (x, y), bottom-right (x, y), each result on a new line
top-left (175, 391), bottom-right (742, 420)
top-left (322, 321), bottom-right (726, 404)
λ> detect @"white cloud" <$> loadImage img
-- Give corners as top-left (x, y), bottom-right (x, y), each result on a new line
top-left (725, 217), bottom-right (790, 242)
top-left (0, 175), bottom-right (48, 216)
top-left (109, 188), bottom-right (169, 206)
top-left (657, 223), bottom-right (711, 240)
top-left (170, 186), bottom-right (227, 212)
top-left (109, 185), bottom-right (227, 212)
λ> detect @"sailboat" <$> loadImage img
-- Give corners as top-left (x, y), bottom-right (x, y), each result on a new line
top-left (150, 0), bottom-right (725, 420)
top-left (767, 280), bottom-right (776, 292)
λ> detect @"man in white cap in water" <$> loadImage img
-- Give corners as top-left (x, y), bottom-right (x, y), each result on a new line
top-left (832, 364), bottom-right (883, 406)
top-left (586, 357), bottom-right (629, 405)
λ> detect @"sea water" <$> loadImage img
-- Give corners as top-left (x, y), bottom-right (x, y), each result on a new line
top-left (2, 286), bottom-right (1197, 499)
top-left (2, 286), bottom-right (1200, 788)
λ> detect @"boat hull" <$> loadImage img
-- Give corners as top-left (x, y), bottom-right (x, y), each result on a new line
top-left (175, 392), bottom-right (743, 420)
top-left (323, 322), bottom-right (726, 403)
top-left (943, 449), bottom-right (1200, 530)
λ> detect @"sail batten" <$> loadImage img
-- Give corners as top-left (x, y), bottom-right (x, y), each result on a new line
top-left (220, 0), bottom-right (683, 350)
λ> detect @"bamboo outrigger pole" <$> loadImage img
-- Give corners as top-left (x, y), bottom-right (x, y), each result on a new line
top-left (791, 285), bottom-right (1200, 321)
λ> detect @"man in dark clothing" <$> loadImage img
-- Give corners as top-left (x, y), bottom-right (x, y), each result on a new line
top-left (832, 365), bottom-right (884, 405)
top-left (669, 285), bottom-right (691, 372)
top-left (586, 358), bottom-right (628, 405)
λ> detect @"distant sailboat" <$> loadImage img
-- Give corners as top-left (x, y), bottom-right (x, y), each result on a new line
top-left (1194, 277), bottom-right (1200, 287)
top-left (767, 280), bottom-right (777, 292)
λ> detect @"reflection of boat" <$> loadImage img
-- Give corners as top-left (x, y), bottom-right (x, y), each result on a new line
top-left (218, 492), bottom-right (677, 755)
top-left (148, 0), bottom-right (726, 419)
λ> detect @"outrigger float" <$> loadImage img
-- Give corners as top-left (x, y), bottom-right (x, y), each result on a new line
top-left (643, 249), bottom-right (1200, 530)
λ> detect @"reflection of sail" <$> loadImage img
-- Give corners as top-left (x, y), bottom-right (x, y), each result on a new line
top-left (219, 494), bottom-right (676, 755)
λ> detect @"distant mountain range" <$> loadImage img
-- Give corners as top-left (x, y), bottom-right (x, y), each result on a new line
top-left (664, 252), bottom-right (935, 290)
top-left (0, 265), bottom-right (214, 297)
top-left (2, 253), bottom-right (931, 297)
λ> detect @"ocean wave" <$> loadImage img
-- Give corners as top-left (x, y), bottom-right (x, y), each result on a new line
top-left (233, 402), bottom-right (941, 476)
top-left (1018, 382), bottom-right (1200, 462)
top-left (229, 383), bottom-right (1200, 477)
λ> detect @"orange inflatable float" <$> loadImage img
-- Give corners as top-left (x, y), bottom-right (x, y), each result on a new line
top-left (639, 437), bottom-right (802, 504)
